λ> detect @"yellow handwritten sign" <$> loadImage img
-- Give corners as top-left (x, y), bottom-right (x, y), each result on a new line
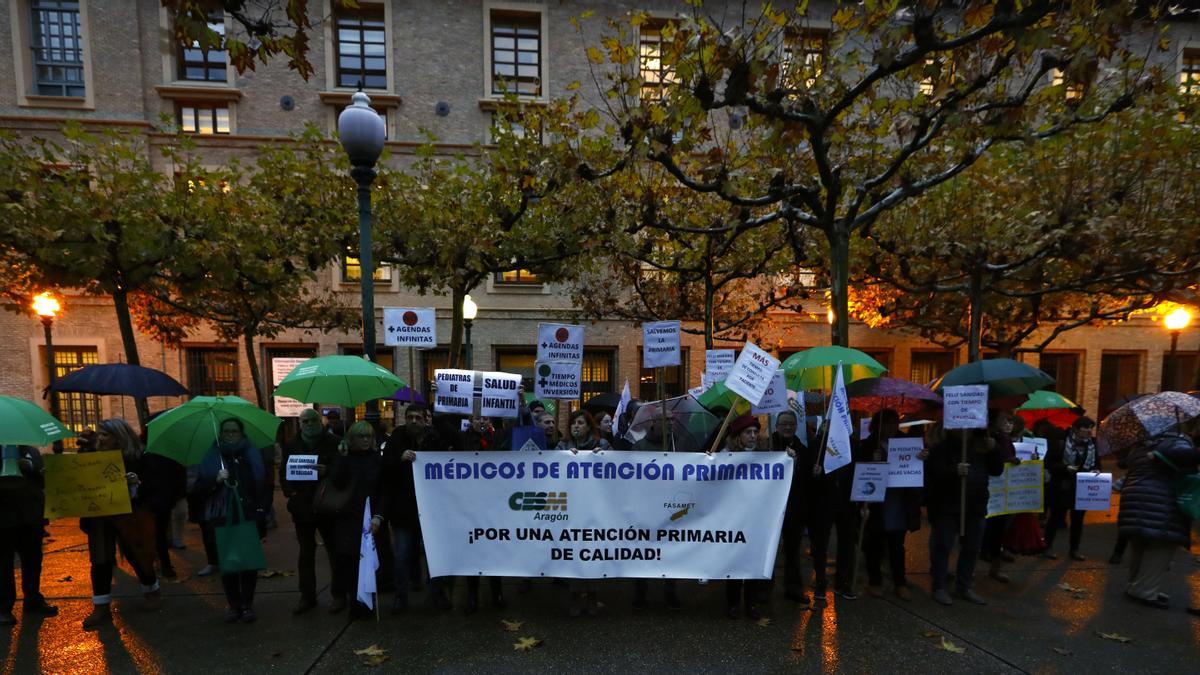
top-left (43, 451), bottom-right (133, 520)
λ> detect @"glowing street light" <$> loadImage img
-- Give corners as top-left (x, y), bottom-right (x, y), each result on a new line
top-left (32, 292), bottom-right (64, 453)
top-left (1165, 307), bottom-right (1192, 355)
top-left (463, 295), bottom-right (478, 369)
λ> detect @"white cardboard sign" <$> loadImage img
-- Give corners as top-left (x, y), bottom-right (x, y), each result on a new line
top-left (1075, 472), bottom-right (1114, 511)
top-left (886, 437), bottom-right (925, 488)
top-left (480, 372), bottom-right (522, 418)
top-left (272, 357), bottom-right (309, 418)
top-left (751, 369), bottom-right (789, 414)
top-left (434, 369), bottom-right (476, 415)
top-left (383, 307), bottom-right (437, 347)
top-left (851, 462), bottom-right (888, 502)
top-left (1013, 442), bottom-right (1040, 462)
top-left (534, 361), bottom-right (582, 400)
top-left (942, 385), bottom-right (990, 429)
top-left (537, 323), bottom-right (584, 363)
top-left (724, 342), bottom-right (780, 406)
top-left (643, 321), bottom-right (681, 368)
top-left (285, 454), bottom-right (318, 481)
top-left (705, 349), bottom-right (736, 380)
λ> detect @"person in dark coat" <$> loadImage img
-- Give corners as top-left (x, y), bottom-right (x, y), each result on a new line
top-left (787, 417), bottom-right (838, 606)
top-left (0, 444), bottom-right (57, 625)
top-left (457, 417), bottom-right (506, 614)
top-left (1117, 423), bottom-right (1200, 609)
top-left (719, 415), bottom-right (770, 620)
top-left (140, 451), bottom-right (187, 580)
top-left (279, 408), bottom-right (340, 614)
top-left (1043, 416), bottom-right (1098, 561)
top-left (925, 416), bottom-right (1005, 607)
top-left (861, 410), bottom-right (925, 601)
top-left (980, 411), bottom-right (1021, 582)
top-left (324, 422), bottom-right (382, 620)
top-left (193, 418), bottom-right (266, 623)
top-left (771, 410), bottom-right (816, 605)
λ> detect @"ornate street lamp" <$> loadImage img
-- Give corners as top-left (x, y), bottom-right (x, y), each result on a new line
top-left (33, 292), bottom-right (64, 453)
top-left (463, 294), bottom-right (478, 370)
top-left (1165, 307), bottom-right (1191, 355)
top-left (338, 90), bottom-right (386, 431)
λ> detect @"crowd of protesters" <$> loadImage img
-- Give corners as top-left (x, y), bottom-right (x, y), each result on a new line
top-left (2, 392), bottom-right (1199, 629)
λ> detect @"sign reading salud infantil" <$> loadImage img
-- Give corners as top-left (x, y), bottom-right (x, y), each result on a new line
top-left (480, 372), bottom-right (522, 418)
top-left (383, 307), bottom-right (437, 347)
top-left (642, 321), bottom-right (681, 368)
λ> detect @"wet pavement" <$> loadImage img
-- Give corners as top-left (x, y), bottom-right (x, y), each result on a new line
top-left (3, 494), bottom-right (1198, 674)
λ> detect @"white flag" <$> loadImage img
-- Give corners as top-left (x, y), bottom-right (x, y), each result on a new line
top-left (613, 380), bottom-right (632, 436)
top-left (823, 365), bottom-right (853, 473)
top-left (357, 497), bottom-right (380, 609)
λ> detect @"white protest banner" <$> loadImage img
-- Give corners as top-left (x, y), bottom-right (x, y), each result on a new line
top-left (705, 349), bottom-right (735, 381)
top-left (886, 438), bottom-right (925, 488)
top-left (434, 369), bottom-right (476, 415)
top-left (1075, 472), bottom-right (1114, 511)
top-left (643, 321), bottom-right (681, 368)
top-left (413, 451), bottom-right (793, 579)
top-left (1028, 437), bottom-right (1048, 460)
top-left (535, 361), bottom-right (582, 400)
top-left (701, 372), bottom-right (717, 392)
top-left (687, 386), bottom-right (704, 399)
top-left (537, 323), bottom-right (584, 363)
top-left (1014, 442), bottom-right (1040, 462)
top-left (987, 461), bottom-right (1045, 517)
top-left (724, 342), bottom-right (780, 406)
top-left (285, 455), bottom-right (318, 481)
top-left (859, 418), bottom-right (872, 440)
top-left (383, 307), bottom-right (437, 347)
top-left (271, 357), bottom-right (309, 418)
top-left (787, 391), bottom-right (808, 446)
top-left (824, 366), bottom-right (854, 473)
top-left (751, 369), bottom-right (789, 414)
top-left (851, 462), bottom-right (888, 502)
top-left (480, 372), bottom-right (522, 418)
top-left (943, 385), bottom-right (990, 429)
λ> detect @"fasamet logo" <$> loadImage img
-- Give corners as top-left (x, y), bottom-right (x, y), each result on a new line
top-left (509, 491), bottom-right (568, 512)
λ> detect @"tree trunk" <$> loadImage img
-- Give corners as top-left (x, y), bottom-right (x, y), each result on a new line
top-left (243, 329), bottom-right (266, 409)
top-left (828, 228), bottom-right (851, 347)
top-left (703, 271), bottom-right (715, 350)
top-left (967, 271), bottom-right (984, 363)
top-left (448, 286), bottom-right (465, 369)
top-left (111, 288), bottom-right (149, 427)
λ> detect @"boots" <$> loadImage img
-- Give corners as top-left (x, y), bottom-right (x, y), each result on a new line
top-left (82, 604), bottom-right (112, 630)
top-left (988, 560), bottom-right (1011, 584)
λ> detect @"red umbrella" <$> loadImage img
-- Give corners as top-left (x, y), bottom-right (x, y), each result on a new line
top-left (845, 377), bottom-right (941, 415)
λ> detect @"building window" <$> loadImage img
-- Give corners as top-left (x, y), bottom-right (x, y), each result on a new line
top-left (30, 0), bottom-right (85, 97)
top-left (491, 12), bottom-right (541, 96)
top-left (422, 347), bottom-right (468, 400)
top-left (782, 28), bottom-right (827, 89)
top-left (1161, 352), bottom-right (1197, 393)
top-left (1183, 50), bottom-right (1200, 96)
top-left (341, 254), bottom-right (392, 283)
top-left (494, 269), bottom-right (541, 285)
top-left (639, 348), bottom-right (688, 400)
top-left (177, 11), bottom-right (227, 82)
top-left (1099, 352), bottom-right (1141, 419)
top-left (580, 350), bottom-right (616, 403)
top-left (1051, 63), bottom-right (1095, 103)
top-left (860, 349), bottom-right (892, 373)
top-left (334, 5), bottom-right (387, 89)
top-left (178, 104), bottom-right (230, 134)
top-left (910, 349), bottom-right (957, 386)
top-left (497, 349), bottom-right (537, 394)
top-left (639, 22), bottom-right (677, 100)
top-left (340, 345), bottom-right (395, 423)
top-left (186, 347), bottom-right (239, 397)
top-left (44, 345), bottom-right (100, 451)
top-left (489, 111), bottom-right (541, 144)
top-left (1039, 352), bottom-right (1081, 403)
top-left (918, 55), bottom-right (957, 96)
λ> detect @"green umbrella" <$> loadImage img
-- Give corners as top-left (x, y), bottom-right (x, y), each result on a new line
top-left (0, 395), bottom-right (75, 446)
top-left (931, 358), bottom-right (1054, 396)
top-left (1018, 390), bottom-right (1078, 411)
top-left (146, 396), bottom-right (281, 466)
top-left (273, 355), bottom-right (405, 407)
top-left (781, 346), bottom-right (887, 391)
top-left (694, 381), bottom-right (750, 415)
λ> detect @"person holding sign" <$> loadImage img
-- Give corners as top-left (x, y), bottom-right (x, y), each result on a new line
top-left (861, 411), bottom-right (925, 601)
top-left (557, 411), bottom-right (610, 453)
top-left (925, 414), bottom-right (1006, 607)
top-left (279, 408), bottom-right (341, 615)
top-left (324, 422), bottom-right (382, 620)
top-left (770, 410), bottom-right (818, 605)
top-left (720, 416), bottom-right (770, 620)
top-left (1043, 417), bottom-right (1098, 562)
top-left (80, 419), bottom-right (162, 630)
top-left (0, 445), bottom-right (57, 626)
top-left (980, 412), bottom-right (1022, 583)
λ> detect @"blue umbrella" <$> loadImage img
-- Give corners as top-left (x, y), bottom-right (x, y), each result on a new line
top-left (49, 363), bottom-right (189, 398)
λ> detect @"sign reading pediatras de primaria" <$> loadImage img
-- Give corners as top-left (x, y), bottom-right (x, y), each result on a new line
top-left (383, 308), bottom-right (436, 347)
top-left (537, 323), bottom-right (584, 363)
top-left (434, 369), bottom-right (476, 415)
top-left (642, 321), bottom-right (681, 368)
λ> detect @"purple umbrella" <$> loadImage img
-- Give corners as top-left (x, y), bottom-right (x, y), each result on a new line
top-left (844, 377), bottom-right (941, 415)
top-left (388, 386), bottom-right (426, 404)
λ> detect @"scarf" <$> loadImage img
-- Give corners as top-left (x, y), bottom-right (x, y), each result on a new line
top-left (1064, 433), bottom-right (1096, 471)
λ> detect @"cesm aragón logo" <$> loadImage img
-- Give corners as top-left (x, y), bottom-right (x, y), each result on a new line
top-left (509, 490), bottom-right (568, 522)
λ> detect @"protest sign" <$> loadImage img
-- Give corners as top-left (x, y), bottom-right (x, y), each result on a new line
top-left (824, 367), bottom-right (854, 473)
top-left (511, 426), bottom-right (547, 452)
top-left (986, 461), bottom-right (1045, 517)
top-left (1013, 442), bottom-right (1040, 462)
top-left (43, 451), bottom-right (133, 520)
top-left (705, 349), bottom-right (735, 381)
top-left (285, 455), bottom-right (318, 481)
top-left (480, 372), bottom-right (522, 418)
top-left (383, 307), bottom-right (437, 347)
top-left (724, 342), bottom-right (780, 406)
top-left (859, 418), bottom-right (872, 440)
top-left (414, 451), bottom-right (792, 579)
top-left (886, 438), bottom-right (925, 488)
top-left (943, 385), bottom-right (989, 429)
top-left (434, 369), bottom-right (476, 415)
top-left (1027, 437), bottom-right (1048, 460)
top-left (271, 357), bottom-right (309, 418)
top-left (537, 323), bottom-right (584, 363)
top-left (851, 462), bottom-right (888, 502)
top-left (534, 361), bottom-right (582, 400)
top-left (1075, 473), bottom-right (1114, 511)
top-left (751, 369), bottom-right (789, 414)
top-left (687, 386), bottom-right (704, 399)
top-left (643, 321), bottom-right (681, 368)
top-left (787, 391), bottom-right (808, 446)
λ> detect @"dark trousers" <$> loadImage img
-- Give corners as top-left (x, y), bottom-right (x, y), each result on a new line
top-left (152, 509), bottom-right (175, 574)
top-left (89, 524), bottom-right (158, 599)
top-left (0, 524), bottom-right (45, 612)
top-left (725, 579), bottom-right (768, 608)
top-left (832, 507), bottom-right (861, 589)
top-left (295, 519), bottom-right (337, 602)
top-left (333, 552), bottom-right (358, 608)
top-left (929, 513), bottom-right (985, 592)
top-left (864, 529), bottom-right (908, 587)
top-left (633, 578), bottom-right (678, 601)
top-left (200, 522), bottom-right (219, 566)
top-left (982, 514), bottom-right (1011, 559)
top-left (781, 505), bottom-right (832, 592)
top-left (467, 576), bottom-right (502, 602)
top-left (1044, 504), bottom-right (1085, 553)
top-left (221, 570), bottom-right (257, 610)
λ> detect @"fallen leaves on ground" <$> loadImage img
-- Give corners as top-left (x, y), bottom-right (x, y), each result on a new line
top-left (756, 617), bottom-right (772, 627)
top-left (55, 575), bottom-right (72, 582)
top-left (935, 637), bottom-right (965, 654)
top-left (1053, 647), bottom-right (1073, 656)
top-left (1097, 632), bottom-right (1132, 643)
top-left (501, 619), bottom-right (524, 632)
top-left (353, 645), bottom-right (391, 667)
top-left (513, 636), bottom-right (543, 652)
top-left (257, 569), bottom-right (295, 579)
top-left (1057, 583), bottom-right (1085, 594)
top-left (920, 630), bottom-right (941, 638)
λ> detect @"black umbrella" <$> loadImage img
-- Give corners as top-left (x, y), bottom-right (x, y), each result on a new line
top-left (582, 392), bottom-right (623, 413)
top-left (49, 364), bottom-right (189, 398)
